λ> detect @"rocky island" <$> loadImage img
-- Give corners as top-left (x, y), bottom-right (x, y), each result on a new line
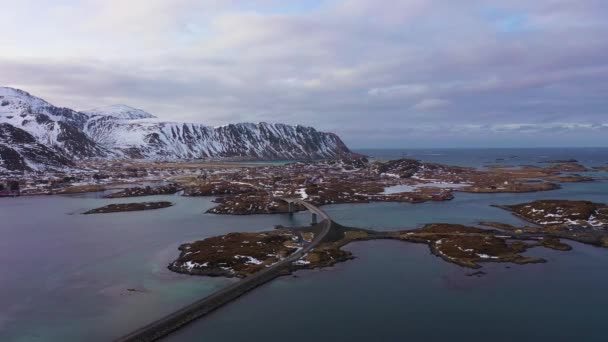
top-left (83, 201), bottom-right (173, 214)
top-left (169, 229), bottom-right (309, 278)
top-left (168, 198), bottom-right (608, 278)
top-left (487, 200), bottom-right (608, 247)
top-left (167, 221), bottom-right (567, 277)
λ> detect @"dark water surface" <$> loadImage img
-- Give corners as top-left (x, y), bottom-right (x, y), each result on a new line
top-left (356, 147), bottom-right (608, 168)
top-left (0, 194), bottom-right (310, 341)
top-left (1, 148), bottom-right (607, 341)
top-left (169, 240), bottom-right (608, 342)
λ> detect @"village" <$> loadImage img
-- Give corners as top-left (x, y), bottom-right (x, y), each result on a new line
top-left (2, 155), bottom-right (602, 216)
top-left (104, 156), bottom-right (601, 217)
top-left (4, 155), bottom-right (606, 273)
top-left (4, 154), bottom-right (607, 279)
top-left (0, 156), bottom-right (593, 203)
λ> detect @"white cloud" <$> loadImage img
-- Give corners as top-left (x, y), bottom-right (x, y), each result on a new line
top-left (1, 0), bottom-right (608, 147)
top-left (368, 84), bottom-right (429, 97)
top-left (270, 77), bottom-right (323, 89)
top-left (412, 98), bottom-right (450, 110)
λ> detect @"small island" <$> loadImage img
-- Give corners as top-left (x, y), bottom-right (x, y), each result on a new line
top-left (83, 201), bottom-right (173, 214)
top-left (169, 222), bottom-right (578, 277)
top-left (169, 229), bottom-right (307, 278)
top-left (539, 159), bottom-right (579, 164)
top-left (169, 199), bottom-right (608, 278)
top-left (489, 200), bottom-right (608, 247)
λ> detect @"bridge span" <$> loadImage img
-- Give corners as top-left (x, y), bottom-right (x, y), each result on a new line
top-left (279, 196), bottom-right (330, 224)
top-left (116, 198), bottom-right (331, 342)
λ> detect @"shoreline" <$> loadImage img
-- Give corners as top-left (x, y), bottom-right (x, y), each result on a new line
top-left (115, 199), bottom-right (331, 342)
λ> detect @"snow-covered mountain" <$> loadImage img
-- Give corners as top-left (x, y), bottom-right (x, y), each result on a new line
top-left (84, 119), bottom-right (349, 160)
top-left (0, 88), bottom-right (110, 171)
top-left (0, 87), bottom-right (352, 171)
top-left (82, 104), bottom-right (156, 120)
top-left (0, 123), bottom-right (74, 171)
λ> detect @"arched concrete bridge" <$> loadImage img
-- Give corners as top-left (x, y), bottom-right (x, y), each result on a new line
top-left (278, 196), bottom-right (330, 225)
top-left (116, 198), bottom-right (332, 342)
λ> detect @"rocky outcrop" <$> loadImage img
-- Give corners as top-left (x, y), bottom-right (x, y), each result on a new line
top-left (0, 123), bottom-right (74, 171)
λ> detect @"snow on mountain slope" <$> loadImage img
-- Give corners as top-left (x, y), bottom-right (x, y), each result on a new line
top-left (0, 87), bottom-right (89, 128)
top-left (0, 123), bottom-right (74, 171)
top-left (82, 104), bottom-right (156, 120)
top-left (84, 119), bottom-right (350, 160)
top-left (0, 87), bottom-right (109, 161)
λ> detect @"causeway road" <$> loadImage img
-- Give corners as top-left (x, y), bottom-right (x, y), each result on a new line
top-left (115, 197), bottom-right (331, 342)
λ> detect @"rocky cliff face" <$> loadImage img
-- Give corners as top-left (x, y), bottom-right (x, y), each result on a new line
top-left (0, 123), bottom-right (74, 171)
top-left (0, 87), bottom-right (352, 171)
top-left (0, 88), bottom-right (109, 165)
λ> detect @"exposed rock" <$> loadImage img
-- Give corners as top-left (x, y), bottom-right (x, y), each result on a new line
top-left (0, 123), bottom-right (74, 171)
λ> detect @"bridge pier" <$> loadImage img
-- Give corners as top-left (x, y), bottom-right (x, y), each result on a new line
top-left (311, 212), bottom-right (317, 224)
top-left (288, 202), bottom-right (294, 213)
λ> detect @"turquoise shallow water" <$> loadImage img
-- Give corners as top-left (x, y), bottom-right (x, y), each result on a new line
top-left (0, 193), bottom-right (310, 341)
top-left (1, 148), bottom-right (607, 341)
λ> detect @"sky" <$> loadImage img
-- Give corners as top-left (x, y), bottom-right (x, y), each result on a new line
top-left (1, 0), bottom-right (607, 148)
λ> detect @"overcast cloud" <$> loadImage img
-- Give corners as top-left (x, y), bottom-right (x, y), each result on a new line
top-left (1, 0), bottom-right (607, 147)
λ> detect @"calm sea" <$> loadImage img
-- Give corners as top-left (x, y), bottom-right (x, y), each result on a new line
top-left (356, 147), bottom-right (608, 168)
top-left (0, 148), bottom-right (606, 341)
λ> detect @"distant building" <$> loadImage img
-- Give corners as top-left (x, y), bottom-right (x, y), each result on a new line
top-left (0, 180), bottom-right (20, 197)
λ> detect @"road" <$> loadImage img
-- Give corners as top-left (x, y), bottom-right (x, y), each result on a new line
top-left (115, 197), bottom-right (331, 342)
top-left (277, 197), bottom-right (332, 257)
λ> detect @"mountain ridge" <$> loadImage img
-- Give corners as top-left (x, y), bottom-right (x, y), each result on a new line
top-left (0, 87), bottom-right (352, 172)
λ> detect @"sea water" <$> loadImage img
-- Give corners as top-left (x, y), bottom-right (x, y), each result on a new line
top-left (1, 148), bottom-right (606, 341)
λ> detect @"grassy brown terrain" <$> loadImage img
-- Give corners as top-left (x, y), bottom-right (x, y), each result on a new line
top-left (496, 200), bottom-right (608, 227)
top-left (394, 224), bottom-right (545, 268)
top-left (169, 229), bottom-right (304, 277)
top-left (486, 200), bottom-right (608, 247)
top-left (83, 201), bottom-right (173, 214)
top-left (170, 220), bottom-right (593, 278)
